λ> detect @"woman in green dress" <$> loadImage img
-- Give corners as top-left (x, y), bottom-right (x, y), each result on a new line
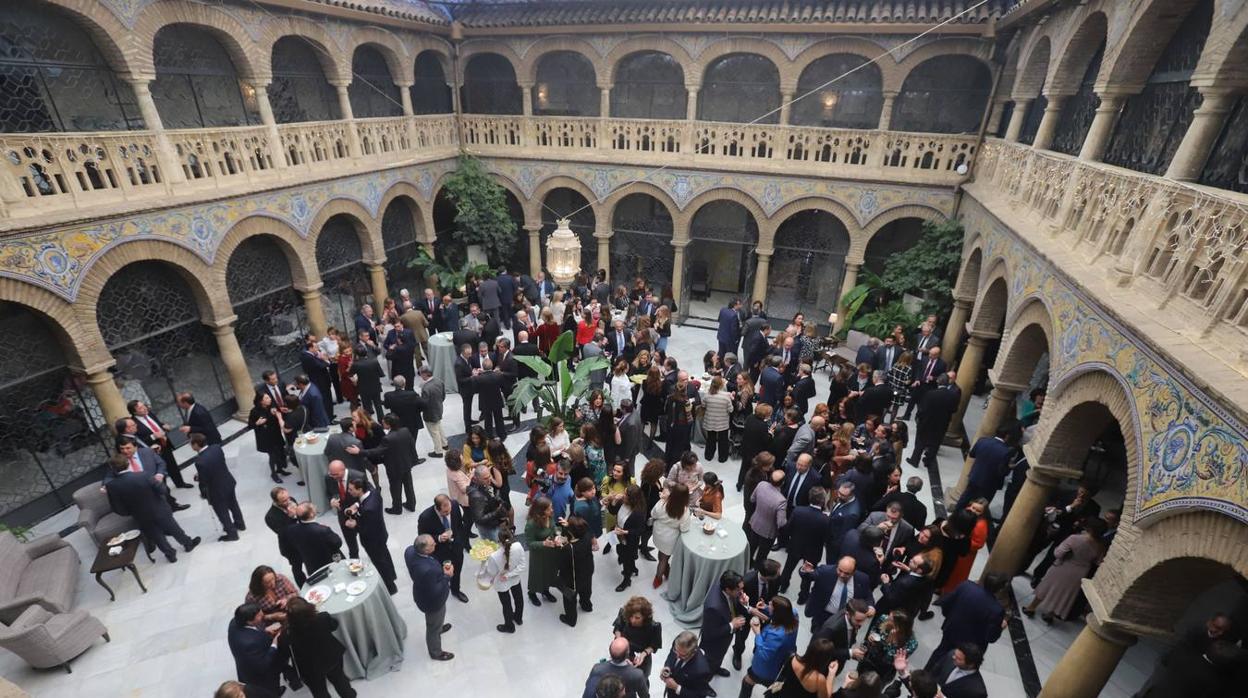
top-left (524, 496), bottom-right (562, 607)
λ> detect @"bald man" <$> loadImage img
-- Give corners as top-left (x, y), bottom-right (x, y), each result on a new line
top-left (582, 636), bottom-right (648, 698)
top-left (802, 555), bottom-right (874, 630)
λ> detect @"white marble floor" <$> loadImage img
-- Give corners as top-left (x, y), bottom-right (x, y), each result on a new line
top-left (0, 325), bottom-right (1156, 697)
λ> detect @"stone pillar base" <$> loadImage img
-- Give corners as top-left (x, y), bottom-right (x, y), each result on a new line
top-left (1039, 614), bottom-right (1136, 698)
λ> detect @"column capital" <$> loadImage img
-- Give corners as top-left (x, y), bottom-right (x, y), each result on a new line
top-left (125, 75), bottom-right (157, 90)
top-left (328, 79), bottom-right (352, 89)
top-left (1025, 468), bottom-right (1060, 488)
top-left (684, 81), bottom-right (702, 92)
top-left (1193, 87), bottom-right (1242, 112)
top-left (843, 260), bottom-right (862, 271)
top-left (671, 239), bottom-right (691, 249)
top-left (524, 223), bottom-right (542, 234)
top-left (596, 80), bottom-right (614, 91)
top-left (295, 282), bottom-right (325, 294)
top-left (83, 363), bottom-right (119, 380)
top-left (952, 294), bottom-right (975, 307)
top-left (393, 81), bottom-right (414, 89)
top-left (967, 330), bottom-right (999, 342)
top-left (755, 248), bottom-right (774, 258)
top-left (1085, 612), bottom-right (1138, 648)
top-left (206, 315), bottom-right (239, 331)
top-left (364, 259), bottom-right (387, 270)
top-left (989, 380), bottom-right (1029, 396)
top-left (517, 80), bottom-right (535, 90)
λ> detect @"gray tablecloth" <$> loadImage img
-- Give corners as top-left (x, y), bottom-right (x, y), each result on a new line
top-left (294, 437), bottom-right (330, 512)
top-left (661, 517), bottom-right (749, 626)
top-left (301, 559), bottom-right (408, 680)
top-left (427, 332), bottom-right (459, 394)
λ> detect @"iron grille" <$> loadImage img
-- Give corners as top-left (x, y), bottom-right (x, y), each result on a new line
top-left (533, 51), bottom-right (599, 117)
top-left (227, 236), bottom-right (306, 383)
top-left (461, 53), bottom-right (523, 115)
top-left (1051, 42), bottom-right (1105, 156)
top-left (150, 25), bottom-right (258, 129)
top-left (768, 211), bottom-right (851, 326)
top-left (610, 51), bottom-right (686, 120)
top-left (348, 46), bottom-right (402, 119)
top-left (698, 54), bottom-right (781, 124)
top-left (382, 201), bottom-right (425, 296)
top-left (1200, 94), bottom-right (1248, 194)
top-left (791, 55), bottom-right (884, 130)
top-left (611, 219), bottom-right (675, 292)
top-left (1018, 94), bottom-right (1046, 146)
top-left (269, 37), bottom-right (339, 124)
top-left (891, 55), bottom-right (992, 134)
top-left (316, 216), bottom-right (365, 274)
top-left (412, 51), bottom-right (452, 115)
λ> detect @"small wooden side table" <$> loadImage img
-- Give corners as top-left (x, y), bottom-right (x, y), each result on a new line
top-left (89, 539), bottom-right (148, 601)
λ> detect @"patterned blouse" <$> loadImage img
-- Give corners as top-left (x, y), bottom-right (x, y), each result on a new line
top-left (245, 574), bottom-right (299, 617)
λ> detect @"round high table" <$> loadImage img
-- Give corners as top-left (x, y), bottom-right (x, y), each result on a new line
top-left (301, 559), bottom-right (408, 680)
top-left (293, 436), bottom-right (330, 512)
top-left (661, 517), bottom-right (749, 626)
top-left (426, 331), bottom-right (459, 394)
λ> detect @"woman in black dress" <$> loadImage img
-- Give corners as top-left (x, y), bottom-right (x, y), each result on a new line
top-left (285, 596), bottom-right (356, 698)
top-left (738, 403), bottom-right (775, 491)
top-left (249, 392), bottom-right (288, 483)
top-left (663, 389), bottom-right (694, 464)
top-left (279, 394), bottom-right (307, 477)
top-left (637, 458), bottom-right (664, 561)
top-left (612, 595), bottom-right (663, 682)
top-left (639, 366), bottom-right (664, 438)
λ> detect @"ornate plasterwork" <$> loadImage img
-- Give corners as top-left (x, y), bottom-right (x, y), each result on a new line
top-left (98, 0), bottom-right (157, 28)
top-left (0, 160), bottom-right (456, 302)
top-left (963, 197), bottom-right (1248, 526)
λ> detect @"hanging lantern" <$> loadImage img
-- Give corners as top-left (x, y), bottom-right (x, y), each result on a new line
top-left (546, 217), bottom-right (581, 285)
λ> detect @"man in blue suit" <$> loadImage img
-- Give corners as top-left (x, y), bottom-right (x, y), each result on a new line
top-left (699, 571), bottom-right (749, 682)
top-left (956, 426), bottom-right (1015, 510)
top-left (405, 534), bottom-right (455, 661)
top-left (823, 481), bottom-right (863, 565)
top-left (227, 603), bottom-right (290, 694)
top-left (661, 631), bottom-right (714, 698)
top-left (716, 299), bottom-right (742, 360)
top-left (108, 437), bottom-right (189, 511)
top-left (800, 555), bottom-right (873, 630)
top-left (294, 374), bottom-right (330, 428)
top-left (177, 392), bottom-right (222, 444)
top-left (925, 573), bottom-right (1009, 670)
top-left (759, 356), bottom-right (786, 409)
top-left (345, 478), bottom-right (397, 594)
top-left (189, 433), bottom-right (244, 541)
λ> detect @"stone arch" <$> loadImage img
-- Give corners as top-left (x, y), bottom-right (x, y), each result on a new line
top-left (694, 38), bottom-right (793, 85)
top-left (894, 39), bottom-right (994, 84)
top-left (968, 263), bottom-right (1010, 336)
top-left (1014, 35), bottom-right (1052, 98)
top-left (603, 181), bottom-right (682, 224)
top-left (1100, 0), bottom-right (1213, 91)
top-left (213, 216), bottom-right (318, 292)
top-left (763, 197), bottom-right (862, 253)
top-left (677, 188), bottom-right (768, 242)
top-left (133, 1), bottom-right (268, 81)
top-left (261, 20), bottom-right (348, 84)
top-left (402, 36), bottom-right (452, 76)
top-left (348, 28), bottom-right (411, 84)
top-left (378, 181), bottom-right (428, 236)
top-left (530, 176), bottom-right (602, 224)
top-left (791, 37), bottom-right (902, 93)
top-left (858, 205), bottom-right (946, 259)
top-left (604, 37), bottom-right (695, 84)
top-left (955, 242), bottom-right (986, 299)
top-left (34, 0), bottom-right (143, 78)
top-left (522, 38), bottom-right (604, 86)
top-left (1192, 0), bottom-right (1248, 87)
top-left (0, 279), bottom-right (96, 367)
top-left (457, 41), bottom-right (523, 83)
top-left (1049, 11), bottom-right (1109, 95)
top-left (994, 296), bottom-right (1057, 387)
top-left (307, 199), bottom-right (383, 264)
top-left (74, 239), bottom-right (230, 327)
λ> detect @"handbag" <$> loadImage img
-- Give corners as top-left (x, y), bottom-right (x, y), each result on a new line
top-left (763, 654), bottom-right (795, 695)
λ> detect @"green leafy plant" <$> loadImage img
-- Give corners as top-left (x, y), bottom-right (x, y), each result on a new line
top-left (439, 154), bottom-right (517, 267)
top-left (851, 300), bottom-right (922, 339)
top-left (877, 219), bottom-right (964, 317)
top-left (507, 331), bottom-right (610, 424)
top-left (837, 268), bottom-right (886, 334)
top-left (406, 249), bottom-right (492, 297)
top-left (0, 523), bottom-right (31, 542)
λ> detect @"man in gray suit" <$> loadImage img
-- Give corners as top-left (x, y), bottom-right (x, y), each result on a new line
top-left (582, 637), bottom-right (648, 698)
top-left (418, 365), bottom-right (448, 457)
top-left (478, 274), bottom-right (501, 321)
top-left (326, 417), bottom-right (370, 474)
top-left (581, 331), bottom-right (609, 388)
top-left (613, 400), bottom-right (643, 473)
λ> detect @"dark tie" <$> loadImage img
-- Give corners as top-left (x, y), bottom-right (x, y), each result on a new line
top-left (924, 360), bottom-right (935, 381)
top-left (338, 480), bottom-right (346, 501)
top-left (837, 581), bottom-right (849, 611)
top-left (443, 515), bottom-right (452, 532)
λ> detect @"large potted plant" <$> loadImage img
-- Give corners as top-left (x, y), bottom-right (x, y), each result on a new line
top-left (507, 331), bottom-right (610, 425)
top-left (439, 154), bottom-right (517, 267)
top-left (407, 249), bottom-right (492, 300)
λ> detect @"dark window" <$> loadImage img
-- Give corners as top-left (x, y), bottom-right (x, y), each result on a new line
top-left (316, 216), bottom-right (371, 334)
top-left (687, 201), bottom-right (759, 303)
top-left (1051, 42), bottom-right (1106, 156)
top-left (151, 25), bottom-right (258, 129)
top-left (412, 51), bottom-right (452, 115)
top-left (769, 211), bottom-right (851, 325)
top-left (226, 236), bottom-right (306, 382)
top-left (461, 53), bottom-right (522, 115)
top-left (1018, 94), bottom-right (1047, 146)
top-left (698, 54), bottom-right (781, 124)
top-left (349, 46), bottom-right (402, 119)
top-left (790, 54), bottom-right (883, 129)
top-left (382, 199), bottom-right (425, 295)
top-left (611, 51), bottom-right (686, 120)
top-left (269, 36), bottom-right (339, 124)
top-left (0, 4), bottom-right (140, 132)
top-left (892, 55), bottom-right (992, 134)
top-left (1200, 94), bottom-right (1248, 193)
top-left (533, 51), bottom-right (598, 117)
top-left (611, 194), bottom-right (674, 290)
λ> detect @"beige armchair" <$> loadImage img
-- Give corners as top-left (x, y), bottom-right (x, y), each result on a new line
top-left (0, 605), bottom-right (108, 672)
top-left (0, 532), bottom-right (80, 624)
top-left (72, 482), bottom-right (136, 548)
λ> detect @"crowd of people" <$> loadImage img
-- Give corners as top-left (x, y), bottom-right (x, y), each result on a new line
top-left (100, 265), bottom-right (1239, 698)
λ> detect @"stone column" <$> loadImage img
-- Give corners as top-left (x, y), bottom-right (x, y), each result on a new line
top-left (525, 223), bottom-right (543, 278)
top-left (834, 261), bottom-right (861, 334)
top-left (595, 220), bottom-right (612, 279)
top-left (126, 77), bottom-right (186, 184)
top-left (949, 382), bottom-right (1024, 506)
top-left (367, 262), bottom-right (389, 306)
top-left (686, 84), bottom-right (700, 121)
top-left (210, 318), bottom-right (256, 421)
top-left (986, 99), bottom-right (1008, 134)
top-left (396, 81), bottom-right (418, 150)
top-left (599, 85), bottom-right (611, 119)
top-left (1038, 614), bottom-right (1137, 698)
top-left (671, 240), bottom-right (689, 311)
top-left (752, 250), bottom-right (773, 303)
top-left (331, 81), bottom-right (361, 156)
top-left (1078, 93), bottom-right (1126, 162)
top-left (982, 468), bottom-right (1057, 577)
top-left (944, 332), bottom-right (994, 444)
top-left (1004, 98), bottom-right (1033, 142)
top-left (1031, 95), bottom-right (1067, 151)
top-left (520, 82), bottom-right (534, 117)
top-left (86, 365), bottom-right (130, 429)
top-left (942, 296), bottom-right (973, 362)
top-left (878, 92), bottom-right (897, 130)
top-left (1165, 88), bottom-right (1240, 181)
top-left (252, 83), bottom-right (287, 169)
top-left (298, 284), bottom-right (329, 337)
top-left (778, 89), bottom-right (794, 125)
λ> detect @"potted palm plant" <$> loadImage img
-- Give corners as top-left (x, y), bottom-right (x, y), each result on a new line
top-left (507, 331), bottom-right (610, 426)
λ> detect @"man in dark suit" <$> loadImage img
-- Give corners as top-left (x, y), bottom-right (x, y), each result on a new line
top-left (715, 299), bottom-right (741, 360)
top-left (104, 455), bottom-right (200, 562)
top-left (854, 337), bottom-right (879, 369)
top-left (421, 289), bottom-right (443, 333)
top-left (227, 603), bottom-right (287, 695)
top-left (518, 272), bottom-right (539, 305)
top-left (363, 413), bottom-right (420, 514)
top-left (107, 437), bottom-right (188, 511)
top-left (417, 494), bottom-right (470, 603)
top-left (382, 375), bottom-right (426, 455)
top-left (929, 643), bottom-right (989, 698)
top-left (783, 453), bottom-right (818, 517)
top-left (957, 427), bottom-right (1015, 510)
top-left (494, 337), bottom-right (520, 430)
top-left (875, 552), bottom-right (934, 618)
top-left (873, 337), bottom-right (903, 374)
top-left (264, 487), bottom-right (305, 585)
top-left (496, 269), bottom-right (516, 326)
top-left (254, 370), bottom-right (287, 413)
top-left (479, 312), bottom-right (502, 349)
top-left (300, 338), bottom-right (336, 416)
top-left (607, 319), bottom-right (634, 362)
top-left (454, 343), bottom-right (477, 428)
top-left (699, 571), bottom-right (748, 681)
top-left (176, 392), bottom-right (222, 444)
top-left (779, 486), bottom-right (830, 598)
top-left (345, 478), bottom-right (398, 594)
top-left (743, 324), bottom-right (770, 382)
top-left (800, 555), bottom-right (873, 630)
top-left (325, 417), bottom-right (370, 474)
top-left (614, 401), bottom-right (643, 473)
top-left (127, 400), bottom-right (192, 489)
top-left (583, 637), bottom-right (649, 698)
top-left (354, 304), bottom-right (376, 342)
top-left (536, 271), bottom-right (555, 304)
top-left (286, 502), bottom-right (343, 573)
top-left (294, 375), bottom-right (330, 429)
top-left (824, 481), bottom-right (863, 564)
top-left (857, 370), bottom-right (894, 424)
top-left (926, 574), bottom-right (1008, 670)
top-left (404, 534), bottom-right (455, 661)
top-left (814, 599), bottom-right (872, 676)
top-left (911, 322), bottom-right (940, 357)
top-left (790, 364), bottom-right (817, 417)
top-left (349, 349), bottom-right (386, 424)
top-left (661, 631), bottom-right (713, 698)
top-left (189, 433), bottom-right (244, 541)
top-left (732, 559), bottom-right (783, 669)
top-left (907, 374), bottom-right (961, 469)
top-left (759, 356), bottom-right (785, 409)
top-left (903, 346), bottom-right (948, 420)
top-left (326, 460), bottom-right (363, 558)
top-left (384, 319), bottom-right (417, 390)
top-left (478, 274), bottom-right (502, 321)
top-left (872, 476), bottom-right (928, 530)
top-left (467, 357), bottom-right (508, 440)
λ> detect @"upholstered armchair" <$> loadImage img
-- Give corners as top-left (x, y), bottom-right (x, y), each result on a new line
top-left (0, 533), bottom-right (80, 624)
top-left (0, 605), bottom-right (108, 672)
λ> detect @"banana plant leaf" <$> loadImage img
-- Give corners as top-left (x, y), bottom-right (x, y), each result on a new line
top-left (549, 331), bottom-right (575, 364)
top-left (515, 354), bottom-right (552, 380)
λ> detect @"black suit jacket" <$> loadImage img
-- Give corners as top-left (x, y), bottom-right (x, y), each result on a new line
top-left (787, 504), bottom-right (831, 562)
top-left (363, 427), bottom-right (419, 473)
top-left (288, 612), bottom-right (346, 679)
top-left (873, 345), bottom-right (902, 373)
top-left (417, 503), bottom-right (469, 560)
top-left (300, 350), bottom-right (333, 387)
top-left (790, 375), bottom-right (816, 414)
top-left (353, 491), bottom-right (388, 546)
top-left (916, 385), bottom-right (961, 444)
top-left (662, 648), bottom-right (712, 698)
top-left (514, 342), bottom-right (540, 379)
top-left (451, 329), bottom-right (480, 355)
top-left (348, 355), bottom-right (385, 398)
top-left (813, 614), bottom-right (859, 669)
top-left (194, 444), bottom-right (236, 506)
top-left (227, 619), bottom-right (282, 691)
top-left (453, 354), bottom-right (475, 394)
top-left (743, 569), bottom-right (777, 607)
top-left (184, 403), bottom-right (222, 444)
top-left (286, 521), bottom-right (343, 573)
top-left (325, 470), bottom-right (363, 522)
top-left (105, 471), bottom-right (171, 524)
top-left (914, 356), bottom-right (948, 386)
top-left (495, 350), bottom-right (518, 392)
top-left (264, 501), bottom-right (300, 562)
top-left (931, 652), bottom-right (989, 698)
top-left (383, 389), bottom-right (425, 431)
top-left (699, 588), bottom-right (743, 655)
top-left (469, 371), bottom-right (507, 410)
top-left (875, 572), bottom-right (931, 617)
top-left (857, 383), bottom-right (894, 422)
top-left (872, 491), bottom-right (928, 531)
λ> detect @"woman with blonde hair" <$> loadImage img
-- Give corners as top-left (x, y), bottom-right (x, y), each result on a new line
top-left (649, 482), bottom-right (691, 587)
top-left (653, 305), bottom-right (672, 356)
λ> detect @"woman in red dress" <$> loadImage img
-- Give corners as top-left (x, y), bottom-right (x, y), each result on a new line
top-left (336, 340), bottom-right (358, 406)
top-left (941, 497), bottom-right (990, 593)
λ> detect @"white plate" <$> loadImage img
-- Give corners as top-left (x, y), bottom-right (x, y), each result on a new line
top-left (303, 584), bottom-right (332, 604)
top-left (106, 534), bottom-right (125, 547)
top-left (108, 545), bottom-right (122, 556)
top-left (121, 530), bottom-right (141, 541)
top-left (346, 580), bottom-right (367, 596)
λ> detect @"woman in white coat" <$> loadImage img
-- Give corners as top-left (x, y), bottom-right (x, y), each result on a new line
top-left (478, 528), bottom-right (528, 633)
